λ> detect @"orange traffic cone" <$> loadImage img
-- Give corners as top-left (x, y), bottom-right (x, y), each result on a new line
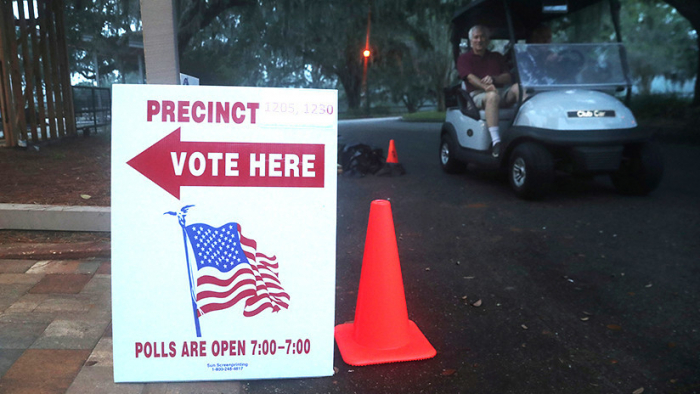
top-left (335, 200), bottom-right (436, 366)
top-left (387, 139), bottom-right (399, 163)
top-left (376, 140), bottom-right (406, 176)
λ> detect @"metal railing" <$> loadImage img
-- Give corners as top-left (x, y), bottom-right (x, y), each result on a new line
top-left (72, 86), bottom-right (111, 134)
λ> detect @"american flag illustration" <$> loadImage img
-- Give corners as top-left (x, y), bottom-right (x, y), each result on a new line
top-left (184, 222), bottom-right (290, 318)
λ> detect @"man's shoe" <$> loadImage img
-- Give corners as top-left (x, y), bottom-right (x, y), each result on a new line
top-left (492, 142), bottom-right (501, 158)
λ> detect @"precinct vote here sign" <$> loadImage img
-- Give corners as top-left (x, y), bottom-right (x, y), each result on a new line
top-left (111, 85), bottom-right (337, 382)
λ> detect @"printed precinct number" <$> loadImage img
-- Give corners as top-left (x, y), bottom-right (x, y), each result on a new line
top-left (264, 102), bottom-right (334, 115)
top-left (305, 103), bottom-right (333, 115)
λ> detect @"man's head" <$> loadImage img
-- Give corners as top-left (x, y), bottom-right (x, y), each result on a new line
top-left (528, 25), bottom-right (552, 44)
top-left (469, 25), bottom-right (490, 55)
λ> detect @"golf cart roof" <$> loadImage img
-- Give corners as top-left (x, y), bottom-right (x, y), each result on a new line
top-left (451, 0), bottom-right (620, 42)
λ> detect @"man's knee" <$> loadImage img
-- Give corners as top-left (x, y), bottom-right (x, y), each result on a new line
top-left (485, 91), bottom-right (500, 107)
top-left (505, 84), bottom-right (520, 104)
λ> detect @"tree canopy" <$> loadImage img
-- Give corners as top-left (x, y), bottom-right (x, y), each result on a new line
top-left (63, 0), bottom-right (699, 110)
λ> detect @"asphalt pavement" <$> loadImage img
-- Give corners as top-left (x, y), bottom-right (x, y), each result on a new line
top-left (1, 118), bottom-right (699, 393)
top-left (252, 118), bottom-right (700, 393)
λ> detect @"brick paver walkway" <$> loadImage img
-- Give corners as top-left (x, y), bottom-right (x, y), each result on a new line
top-left (0, 258), bottom-right (243, 393)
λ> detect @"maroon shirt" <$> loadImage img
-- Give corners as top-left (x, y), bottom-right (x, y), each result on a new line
top-left (457, 50), bottom-right (508, 92)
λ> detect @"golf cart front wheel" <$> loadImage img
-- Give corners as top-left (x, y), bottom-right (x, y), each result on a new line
top-left (610, 141), bottom-right (664, 195)
top-left (439, 134), bottom-right (466, 173)
top-left (508, 142), bottom-right (554, 200)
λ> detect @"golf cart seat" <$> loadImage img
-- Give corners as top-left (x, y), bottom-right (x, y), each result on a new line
top-left (451, 82), bottom-right (516, 122)
top-left (479, 108), bottom-right (516, 121)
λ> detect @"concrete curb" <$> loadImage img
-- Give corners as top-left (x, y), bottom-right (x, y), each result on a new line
top-left (0, 241), bottom-right (111, 260)
top-left (0, 204), bottom-right (110, 232)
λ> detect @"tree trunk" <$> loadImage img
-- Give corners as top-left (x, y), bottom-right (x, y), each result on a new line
top-left (694, 42), bottom-right (700, 107)
top-left (336, 46), bottom-right (364, 110)
top-left (338, 71), bottom-right (362, 110)
top-left (436, 81), bottom-right (446, 112)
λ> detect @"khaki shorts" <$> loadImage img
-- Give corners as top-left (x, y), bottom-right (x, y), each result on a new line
top-left (471, 86), bottom-right (512, 108)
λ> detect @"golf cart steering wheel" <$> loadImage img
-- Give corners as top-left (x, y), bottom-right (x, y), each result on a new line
top-left (552, 49), bottom-right (586, 82)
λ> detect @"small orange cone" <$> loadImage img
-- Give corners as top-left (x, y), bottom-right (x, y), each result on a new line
top-left (335, 200), bottom-right (436, 366)
top-left (387, 139), bottom-right (399, 163)
top-left (376, 140), bottom-right (406, 176)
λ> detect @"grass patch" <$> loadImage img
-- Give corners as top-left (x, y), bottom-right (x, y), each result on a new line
top-left (401, 111), bottom-right (446, 122)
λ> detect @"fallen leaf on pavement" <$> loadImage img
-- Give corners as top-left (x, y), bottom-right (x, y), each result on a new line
top-left (580, 317), bottom-right (589, 321)
top-left (521, 324), bottom-right (528, 330)
top-left (607, 324), bottom-right (622, 331)
top-left (80, 194), bottom-right (92, 199)
top-left (632, 387), bottom-right (644, 394)
top-left (441, 369), bottom-right (457, 376)
top-left (472, 299), bottom-right (482, 307)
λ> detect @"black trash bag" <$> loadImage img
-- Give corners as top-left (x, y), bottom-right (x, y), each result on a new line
top-left (340, 143), bottom-right (385, 177)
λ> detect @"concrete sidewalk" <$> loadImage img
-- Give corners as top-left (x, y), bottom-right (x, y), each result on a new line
top-left (0, 202), bottom-right (244, 393)
top-left (0, 204), bottom-right (110, 232)
top-left (0, 246), bottom-right (245, 393)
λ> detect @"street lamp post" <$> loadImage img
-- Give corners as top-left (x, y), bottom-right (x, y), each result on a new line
top-left (363, 49), bottom-right (370, 116)
top-left (363, 8), bottom-right (371, 117)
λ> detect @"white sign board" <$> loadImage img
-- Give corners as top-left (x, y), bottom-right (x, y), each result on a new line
top-left (111, 85), bottom-right (337, 382)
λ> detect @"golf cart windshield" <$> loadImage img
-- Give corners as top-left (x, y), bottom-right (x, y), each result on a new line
top-left (514, 43), bottom-right (628, 91)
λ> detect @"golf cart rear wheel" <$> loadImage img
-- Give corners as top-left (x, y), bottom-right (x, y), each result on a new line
top-left (611, 142), bottom-right (664, 195)
top-left (440, 134), bottom-right (466, 173)
top-left (508, 142), bottom-right (554, 200)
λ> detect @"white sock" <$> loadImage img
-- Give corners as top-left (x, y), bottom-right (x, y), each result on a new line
top-left (488, 127), bottom-right (500, 145)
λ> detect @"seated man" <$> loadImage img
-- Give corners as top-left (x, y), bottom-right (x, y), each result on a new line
top-left (457, 25), bottom-right (520, 157)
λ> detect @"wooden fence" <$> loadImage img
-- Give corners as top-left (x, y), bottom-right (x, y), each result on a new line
top-left (0, 0), bottom-right (75, 147)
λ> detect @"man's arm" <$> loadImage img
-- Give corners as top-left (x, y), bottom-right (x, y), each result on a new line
top-left (492, 52), bottom-right (512, 86)
top-left (493, 72), bottom-right (512, 86)
top-left (467, 74), bottom-right (496, 91)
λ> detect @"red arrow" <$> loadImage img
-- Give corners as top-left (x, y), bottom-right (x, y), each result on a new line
top-left (127, 128), bottom-right (325, 199)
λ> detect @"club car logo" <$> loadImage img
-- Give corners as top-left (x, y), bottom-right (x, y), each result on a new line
top-left (567, 110), bottom-right (615, 118)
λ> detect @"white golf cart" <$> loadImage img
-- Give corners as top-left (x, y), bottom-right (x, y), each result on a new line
top-left (440, 0), bottom-right (663, 199)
